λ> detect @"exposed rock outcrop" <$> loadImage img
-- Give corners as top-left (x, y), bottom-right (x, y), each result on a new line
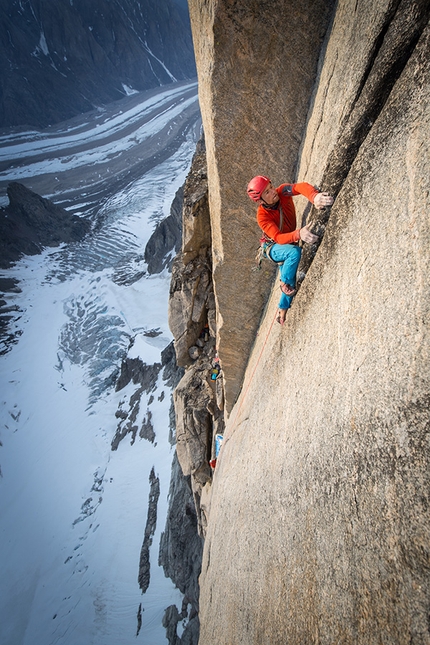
top-left (168, 136), bottom-right (224, 535)
top-left (0, 182), bottom-right (90, 268)
top-left (169, 137), bottom-right (213, 366)
top-left (112, 356), bottom-right (162, 450)
top-left (0, 0), bottom-right (196, 128)
top-left (186, 1), bottom-right (430, 644)
top-left (138, 467), bottom-right (160, 593)
top-left (159, 453), bottom-right (203, 645)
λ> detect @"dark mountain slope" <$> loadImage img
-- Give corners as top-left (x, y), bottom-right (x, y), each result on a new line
top-left (0, 0), bottom-right (196, 128)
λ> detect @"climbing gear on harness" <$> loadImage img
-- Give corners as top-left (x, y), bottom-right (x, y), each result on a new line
top-left (255, 240), bottom-right (280, 269)
top-left (247, 175), bottom-right (271, 202)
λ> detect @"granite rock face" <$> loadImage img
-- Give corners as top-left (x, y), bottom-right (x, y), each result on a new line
top-left (0, 0), bottom-right (196, 128)
top-left (188, 0), bottom-right (335, 412)
top-left (186, 1), bottom-right (430, 644)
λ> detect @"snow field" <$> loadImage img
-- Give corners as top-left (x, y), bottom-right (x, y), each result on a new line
top-left (0, 106), bottom-right (199, 644)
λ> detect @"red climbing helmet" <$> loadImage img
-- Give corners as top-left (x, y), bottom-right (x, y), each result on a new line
top-left (247, 175), bottom-right (271, 202)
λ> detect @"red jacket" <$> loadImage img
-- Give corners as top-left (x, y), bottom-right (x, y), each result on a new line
top-left (257, 182), bottom-right (319, 245)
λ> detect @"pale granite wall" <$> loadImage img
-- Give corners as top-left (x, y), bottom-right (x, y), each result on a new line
top-left (188, 0), bottom-right (430, 643)
top-left (188, 0), bottom-right (334, 412)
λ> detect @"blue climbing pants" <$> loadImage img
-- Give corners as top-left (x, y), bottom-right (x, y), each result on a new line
top-left (268, 243), bottom-right (302, 310)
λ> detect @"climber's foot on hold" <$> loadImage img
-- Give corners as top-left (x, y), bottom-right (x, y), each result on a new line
top-left (280, 282), bottom-right (296, 297)
top-left (276, 309), bottom-right (288, 325)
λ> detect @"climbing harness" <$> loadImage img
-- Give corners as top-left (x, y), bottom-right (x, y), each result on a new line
top-left (255, 204), bottom-right (284, 269)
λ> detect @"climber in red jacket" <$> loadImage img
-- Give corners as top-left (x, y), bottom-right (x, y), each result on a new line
top-left (247, 175), bottom-right (333, 325)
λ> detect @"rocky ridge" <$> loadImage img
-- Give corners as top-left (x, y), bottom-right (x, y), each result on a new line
top-left (0, 182), bottom-right (91, 268)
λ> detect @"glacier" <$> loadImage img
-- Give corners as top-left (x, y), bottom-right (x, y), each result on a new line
top-left (0, 81), bottom-right (200, 645)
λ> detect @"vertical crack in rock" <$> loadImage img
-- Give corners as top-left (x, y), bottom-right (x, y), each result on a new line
top-left (299, 0), bottom-right (430, 279)
top-left (189, 2), bottom-right (430, 643)
top-left (138, 467), bottom-right (160, 593)
top-left (324, 0), bottom-right (430, 194)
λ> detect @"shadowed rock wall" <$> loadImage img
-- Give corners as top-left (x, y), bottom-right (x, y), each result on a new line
top-left (187, 0), bottom-right (430, 643)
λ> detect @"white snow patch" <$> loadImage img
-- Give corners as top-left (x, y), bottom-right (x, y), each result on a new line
top-left (39, 32), bottom-right (49, 56)
top-left (122, 83), bottom-right (138, 96)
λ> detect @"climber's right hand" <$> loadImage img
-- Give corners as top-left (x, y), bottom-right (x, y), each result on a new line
top-left (299, 224), bottom-right (319, 244)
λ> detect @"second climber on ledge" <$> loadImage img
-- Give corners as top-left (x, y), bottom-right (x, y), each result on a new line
top-left (247, 175), bottom-right (334, 325)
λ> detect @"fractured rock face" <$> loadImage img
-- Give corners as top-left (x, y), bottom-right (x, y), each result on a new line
top-left (169, 253), bottom-right (214, 366)
top-left (159, 452), bottom-right (203, 644)
top-left (168, 134), bottom-right (225, 536)
top-left (173, 340), bottom-right (224, 537)
top-left (168, 137), bottom-right (215, 367)
top-left (144, 186), bottom-right (184, 275)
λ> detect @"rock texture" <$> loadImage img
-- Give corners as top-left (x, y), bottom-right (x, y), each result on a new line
top-left (169, 137), bottom-right (213, 367)
top-left (138, 467), bottom-right (160, 593)
top-left (168, 136), bottom-right (224, 536)
top-left (0, 182), bottom-right (90, 268)
top-left (0, 0), bottom-right (196, 128)
top-left (112, 358), bottom-right (161, 450)
top-left (185, 1), bottom-right (430, 644)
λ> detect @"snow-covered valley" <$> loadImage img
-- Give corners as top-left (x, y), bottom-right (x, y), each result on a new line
top-left (0, 80), bottom-right (201, 645)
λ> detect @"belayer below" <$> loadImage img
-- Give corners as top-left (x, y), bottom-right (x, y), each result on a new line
top-left (247, 175), bottom-right (334, 325)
